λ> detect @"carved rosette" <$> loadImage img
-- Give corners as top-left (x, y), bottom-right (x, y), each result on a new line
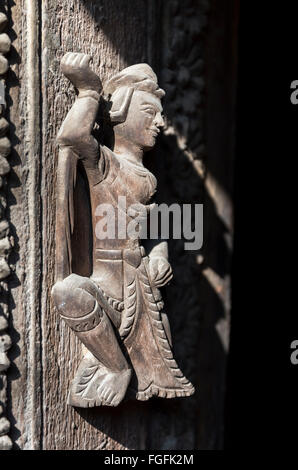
top-left (0, 9), bottom-right (13, 451)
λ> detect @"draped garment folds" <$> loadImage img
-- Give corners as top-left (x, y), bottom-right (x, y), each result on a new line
top-left (56, 144), bottom-right (194, 400)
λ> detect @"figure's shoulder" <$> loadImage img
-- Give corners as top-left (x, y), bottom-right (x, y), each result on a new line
top-left (100, 145), bottom-right (120, 166)
top-left (99, 145), bottom-right (121, 182)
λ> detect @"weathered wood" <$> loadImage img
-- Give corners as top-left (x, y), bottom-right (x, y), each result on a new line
top-left (5, 0), bottom-right (237, 450)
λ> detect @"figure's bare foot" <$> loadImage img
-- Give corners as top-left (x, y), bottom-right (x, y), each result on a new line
top-left (67, 351), bottom-right (105, 407)
top-left (97, 369), bottom-right (132, 407)
top-left (67, 351), bottom-right (131, 408)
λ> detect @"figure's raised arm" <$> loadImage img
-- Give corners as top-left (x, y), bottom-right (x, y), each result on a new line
top-left (55, 53), bottom-right (102, 281)
top-left (57, 52), bottom-right (102, 180)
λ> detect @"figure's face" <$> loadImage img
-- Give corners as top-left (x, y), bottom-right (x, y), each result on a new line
top-left (114, 90), bottom-right (165, 150)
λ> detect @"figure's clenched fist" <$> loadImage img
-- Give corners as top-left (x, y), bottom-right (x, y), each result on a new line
top-left (60, 52), bottom-right (102, 93)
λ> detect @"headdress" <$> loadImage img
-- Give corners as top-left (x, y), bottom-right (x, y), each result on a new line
top-left (105, 63), bottom-right (165, 99)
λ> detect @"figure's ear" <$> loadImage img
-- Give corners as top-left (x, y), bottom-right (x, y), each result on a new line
top-left (110, 87), bottom-right (134, 123)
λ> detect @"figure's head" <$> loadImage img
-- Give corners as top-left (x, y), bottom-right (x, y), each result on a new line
top-left (104, 64), bottom-right (165, 151)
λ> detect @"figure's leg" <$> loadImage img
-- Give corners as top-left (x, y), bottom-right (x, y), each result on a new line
top-left (51, 273), bottom-right (131, 407)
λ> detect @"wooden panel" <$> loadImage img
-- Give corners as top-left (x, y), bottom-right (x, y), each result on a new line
top-left (5, 0), bottom-right (237, 450)
top-left (40, 0), bottom-right (155, 451)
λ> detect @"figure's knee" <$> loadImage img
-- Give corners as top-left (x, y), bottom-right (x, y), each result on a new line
top-left (51, 274), bottom-right (97, 318)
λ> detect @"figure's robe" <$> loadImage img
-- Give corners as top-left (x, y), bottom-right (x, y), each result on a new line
top-left (56, 145), bottom-right (194, 401)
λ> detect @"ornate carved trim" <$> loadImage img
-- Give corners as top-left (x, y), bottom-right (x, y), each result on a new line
top-left (160, 0), bottom-right (210, 378)
top-left (0, 7), bottom-right (13, 451)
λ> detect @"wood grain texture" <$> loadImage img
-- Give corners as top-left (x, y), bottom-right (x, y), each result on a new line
top-left (5, 0), bottom-right (238, 450)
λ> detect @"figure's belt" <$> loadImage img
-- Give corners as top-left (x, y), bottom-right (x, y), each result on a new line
top-left (96, 246), bottom-right (146, 268)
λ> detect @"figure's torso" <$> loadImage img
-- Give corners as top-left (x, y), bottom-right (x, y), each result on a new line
top-left (90, 146), bottom-right (157, 297)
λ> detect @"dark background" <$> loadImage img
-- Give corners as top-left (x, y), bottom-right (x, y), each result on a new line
top-left (225, 1), bottom-right (294, 449)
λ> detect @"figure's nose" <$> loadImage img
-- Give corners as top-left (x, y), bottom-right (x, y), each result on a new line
top-left (154, 112), bottom-right (165, 128)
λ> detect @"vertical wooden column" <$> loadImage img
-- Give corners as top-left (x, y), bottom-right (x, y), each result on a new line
top-left (3, 0), bottom-right (42, 450)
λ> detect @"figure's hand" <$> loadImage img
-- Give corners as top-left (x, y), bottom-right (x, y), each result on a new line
top-left (148, 256), bottom-right (173, 288)
top-left (60, 52), bottom-right (102, 93)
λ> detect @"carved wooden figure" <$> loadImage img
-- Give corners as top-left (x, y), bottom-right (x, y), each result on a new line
top-left (51, 53), bottom-right (195, 407)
